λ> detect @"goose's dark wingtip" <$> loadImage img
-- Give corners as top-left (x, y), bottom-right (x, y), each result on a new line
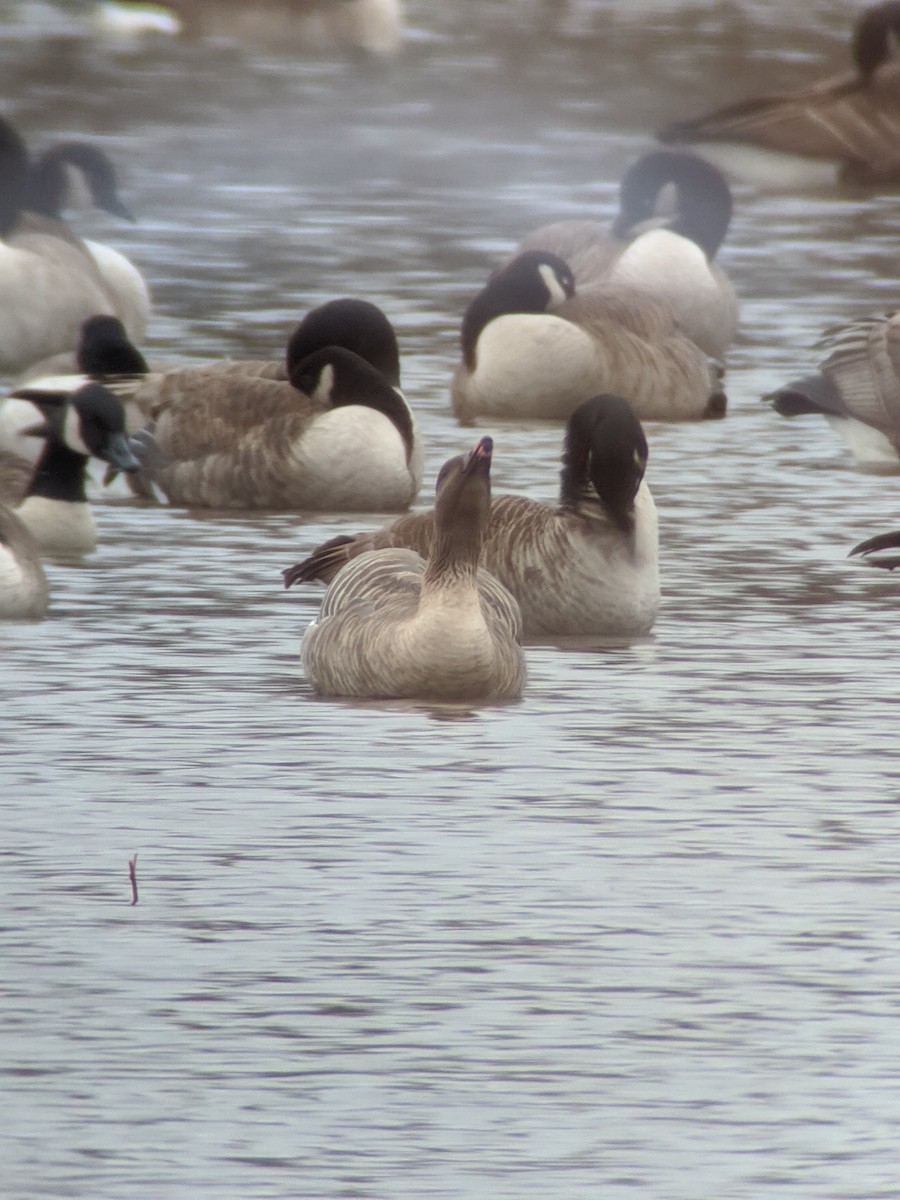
top-left (849, 529), bottom-right (900, 567)
top-left (282, 562), bottom-right (307, 590)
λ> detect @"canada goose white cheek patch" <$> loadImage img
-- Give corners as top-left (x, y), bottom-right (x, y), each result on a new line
top-left (538, 262), bottom-right (570, 307)
top-left (62, 407), bottom-right (92, 457)
top-left (309, 363), bottom-right (336, 406)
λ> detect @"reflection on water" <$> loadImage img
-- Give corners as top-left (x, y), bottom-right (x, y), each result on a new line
top-left (2, 3), bottom-right (900, 1198)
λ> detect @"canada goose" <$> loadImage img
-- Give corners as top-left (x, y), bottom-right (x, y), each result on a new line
top-left (1, 382), bottom-right (139, 556)
top-left (0, 505), bottom-right (49, 619)
top-left (765, 313), bottom-right (900, 470)
top-left (452, 250), bottom-right (726, 424)
top-left (849, 528), bottom-right (900, 569)
top-left (658, 2), bottom-right (900, 187)
top-left (100, 0), bottom-right (403, 56)
top-left (517, 150), bottom-right (739, 358)
top-left (300, 436), bottom-right (526, 701)
top-left (105, 299), bottom-right (420, 509)
top-left (0, 315), bottom-right (149, 485)
top-left (0, 116), bottom-right (149, 376)
top-left (285, 395), bottom-right (659, 638)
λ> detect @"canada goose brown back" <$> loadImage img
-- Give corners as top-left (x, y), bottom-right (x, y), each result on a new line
top-left (300, 437), bottom-right (525, 701)
top-left (658, 2), bottom-right (900, 186)
top-left (285, 395), bottom-right (660, 638)
top-left (452, 251), bottom-right (726, 423)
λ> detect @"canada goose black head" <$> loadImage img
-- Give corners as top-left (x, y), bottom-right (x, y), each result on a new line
top-left (26, 142), bottom-right (135, 222)
top-left (77, 314), bottom-right (148, 377)
top-left (28, 383), bottom-right (139, 467)
top-left (611, 150), bottom-right (733, 260)
top-left (560, 395), bottom-right (648, 533)
top-left (0, 115), bottom-right (30, 237)
top-left (15, 383), bottom-right (139, 505)
top-left (460, 252), bottom-right (576, 370)
top-left (286, 299), bottom-right (401, 387)
top-left (289, 345), bottom-right (415, 459)
top-left (852, 1), bottom-right (900, 80)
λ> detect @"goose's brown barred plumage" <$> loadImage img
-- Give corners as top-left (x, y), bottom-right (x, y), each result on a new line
top-left (766, 311), bottom-right (900, 466)
top-left (300, 437), bottom-right (525, 702)
top-left (286, 396), bottom-right (660, 638)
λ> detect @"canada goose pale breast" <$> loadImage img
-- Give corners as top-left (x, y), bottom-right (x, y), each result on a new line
top-left (301, 437), bottom-right (525, 701)
top-left (286, 395), bottom-right (660, 638)
top-left (0, 505), bottom-right (49, 619)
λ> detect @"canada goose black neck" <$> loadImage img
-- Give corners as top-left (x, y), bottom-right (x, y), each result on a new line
top-left (0, 116), bottom-right (30, 238)
top-left (425, 436), bottom-right (493, 585)
top-left (286, 299), bottom-right (401, 387)
top-left (77, 315), bottom-right (148, 377)
top-left (460, 251), bottom-right (576, 370)
top-left (26, 438), bottom-right (92, 504)
top-left (290, 346), bottom-right (415, 460)
top-left (612, 150), bottom-right (732, 260)
top-left (26, 142), bottom-right (135, 222)
top-left (560, 395), bottom-right (647, 533)
top-left (853, 2), bottom-right (900, 79)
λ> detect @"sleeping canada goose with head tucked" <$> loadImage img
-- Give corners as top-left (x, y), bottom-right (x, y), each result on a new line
top-left (452, 250), bottom-right (726, 424)
top-left (300, 436), bottom-right (525, 701)
top-left (107, 301), bottom-right (421, 510)
top-left (517, 150), bottom-right (739, 359)
top-left (849, 527), bottom-right (900, 569)
top-left (658, 2), bottom-right (900, 187)
top-left (0, 505), bottom-right (49, 619)
top-left (765, 312), bottom-right (900, 471)
top-left (286, 394), bottom-right (659, 638)
top-left (0, 116), bottom-right (149, 377)
top-left (0, 381), bottom-right (139, 556)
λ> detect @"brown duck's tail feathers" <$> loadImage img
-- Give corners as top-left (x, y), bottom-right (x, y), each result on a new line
top-left (283, 535), bottom-right (355, 589)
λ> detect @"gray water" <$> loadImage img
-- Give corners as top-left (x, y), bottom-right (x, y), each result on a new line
top-left (2, 2), bottom-right (900, 1197)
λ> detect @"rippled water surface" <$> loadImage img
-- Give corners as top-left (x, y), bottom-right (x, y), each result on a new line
top-left (2, 3), bottom-right (900, 1197)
